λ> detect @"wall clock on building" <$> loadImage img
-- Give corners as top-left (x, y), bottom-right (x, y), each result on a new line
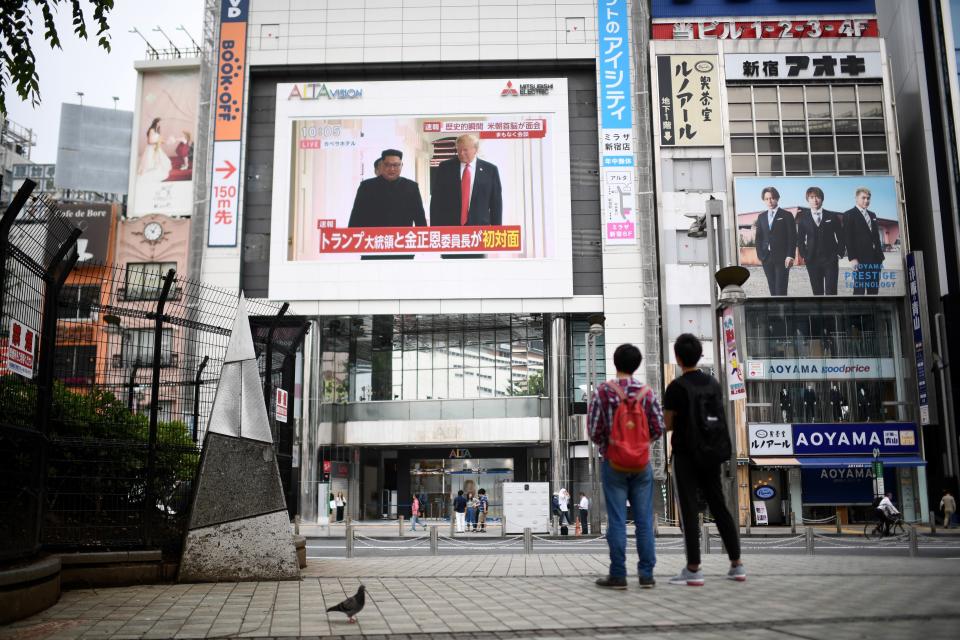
top-left (143, 221), bottom-right (164, 243)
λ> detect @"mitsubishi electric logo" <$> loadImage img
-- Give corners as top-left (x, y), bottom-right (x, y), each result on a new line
top-left (288, 83), bottom-right (362, 100)
top-left (501, 81), bottom-right (553, 96)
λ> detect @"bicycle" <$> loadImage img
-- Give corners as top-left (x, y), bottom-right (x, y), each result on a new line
top-left (863, 516), bottom-right (908, 540)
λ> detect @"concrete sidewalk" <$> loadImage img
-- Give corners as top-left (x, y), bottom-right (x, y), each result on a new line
top-left (3, 553), bottom-right (958, 639)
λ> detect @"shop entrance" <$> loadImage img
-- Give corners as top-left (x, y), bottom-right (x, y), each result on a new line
top-left (750, 467), bottom-right (788, 525)
top-left (410, 457), bottom-right (514, 519)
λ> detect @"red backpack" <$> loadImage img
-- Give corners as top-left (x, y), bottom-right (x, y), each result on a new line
top-left (604, 381), bottom-right (652, 473)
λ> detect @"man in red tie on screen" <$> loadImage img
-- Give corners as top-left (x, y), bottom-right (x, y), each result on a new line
top-left (429, 134), bottom-right (502, 228)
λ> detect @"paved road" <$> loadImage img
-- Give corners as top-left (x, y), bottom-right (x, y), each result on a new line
top-left (5, 554), bottom-right (958, 639)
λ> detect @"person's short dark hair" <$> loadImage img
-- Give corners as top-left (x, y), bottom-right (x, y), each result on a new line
top-left (457, 490), bottom-right (464, 496)
top-left (805, 186), bottom-right (824, 200)
top-left (613, 343), bottom-right (642, 374)
top-left (478, 488), bottom-right (486, 495)
top-left (674, 333), bottom-right (703, 368)
top-left (374, 157), bottom-right (382, 170)
top-left (381, 148), bottom-right (403, 161)
top-left (761, 186), bottom-right (780, 200)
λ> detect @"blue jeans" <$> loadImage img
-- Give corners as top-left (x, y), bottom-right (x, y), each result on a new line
top-left (410, 513), bottom-right (419, 530)
top-left (466, 507), bottom-right (476, 528)
top-left (601, 459), bottom-right (655, 579)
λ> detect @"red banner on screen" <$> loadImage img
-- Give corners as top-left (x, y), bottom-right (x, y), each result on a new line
top-left (318, 225), bottom-right (522, 253)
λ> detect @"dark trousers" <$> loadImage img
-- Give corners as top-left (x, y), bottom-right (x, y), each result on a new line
top-left (806, 259), bottom-right (839, 295)
top-left (852, 262), bottom-right (881, 295)
top-left (761, 257), bottom-right (790, 295)
top-left (336, 506), bottom-right (344, 522)
top-left (674, 454), bottom-right (741, 566)
top-left (579, 509), bottom-right (589, 535)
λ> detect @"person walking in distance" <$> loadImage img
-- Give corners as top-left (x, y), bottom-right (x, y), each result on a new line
top-left (477, 488), bottom-right (489, 532)
top-left (453, 490), bottom-right (467, 533)
top-left (663, 334), bottom-right (745, 586)
top-left (587, 344), bottom-right (664, 589)
top-left (578, 492), bottom-right (590, 535)
top-left (335, 492), bottom-right (345, 523)
top-left (940, 490), bottom-right (956, 529)
top-left (466, 491), bottom-right (477, 533)
top-left (410, 494), bottom-right (421, 532)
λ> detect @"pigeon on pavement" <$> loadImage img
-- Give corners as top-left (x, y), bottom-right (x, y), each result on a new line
top-left (326, 584), bottom-right (366, 623)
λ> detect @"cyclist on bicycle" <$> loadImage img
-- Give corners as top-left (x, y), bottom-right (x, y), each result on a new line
top-left (876, 492), bottom-right (900, 536)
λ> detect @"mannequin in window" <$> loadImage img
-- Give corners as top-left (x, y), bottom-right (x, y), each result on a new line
top-left (779, 385), bottom-right (792, 423)
top-left (857, 384), bottom-right (872, 421)
top-left (830, 383), bottom-right (846, 422)
top-left (803, 384), bottom-right (818, 423)
top-left (822, 327), bottom-right (835, 358)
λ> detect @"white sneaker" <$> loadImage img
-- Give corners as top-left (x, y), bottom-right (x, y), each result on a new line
top-left (669, 567), bottom-right (705, 586)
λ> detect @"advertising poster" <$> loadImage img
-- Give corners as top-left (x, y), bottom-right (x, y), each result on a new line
top-left (130, 69), bottom-right (200, 217)
top-left (270, 78), bottom-right (573, 300)
top-left (734, 176), bottom-right (903, 298)
top-left (50, 204), bottom-right (115, 264)
top-left (722, 308), bottom-right (746, 399)
top-left (5, 319), bottom-right (37, 379)
top-left (656, 55), bottom-right (722, 146)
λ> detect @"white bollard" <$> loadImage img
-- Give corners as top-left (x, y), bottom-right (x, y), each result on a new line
top-left (523, 527), bottom-right (533, 554)
top-left (805, 527), bottom-right (815, 555)
top-left (398, 515), bottom-right (404, 537)
top-left (430, 525), bottom-right (438, 555)
top-left (345, 524), bottom-right (354, 558)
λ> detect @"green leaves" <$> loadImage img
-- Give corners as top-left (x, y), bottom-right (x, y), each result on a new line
top-left (0, 0), bottom-right (114, 114)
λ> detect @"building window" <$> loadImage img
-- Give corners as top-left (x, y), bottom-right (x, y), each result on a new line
top-left (742, 299), bottom-right (906, 424)
top-left (122, 328), bottom-right (174, 367)
top-left (728, 84), bottom-right (888, 177)
top-left (54, 345), bottom-right (96, 385)
top-left (58, 285), bottom-right (100, 320)
top-left (125, 262), bottom-right (176, 300)
top-left (139, 400), bottom-right (174, 423)
top-left (322, 314), bottom-right (545, 402)
top-left (570, 320), bottom-right (606, 403)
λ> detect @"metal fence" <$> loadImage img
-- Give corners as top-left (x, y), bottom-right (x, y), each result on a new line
top-left (0, 180), bottom-right (304, 562)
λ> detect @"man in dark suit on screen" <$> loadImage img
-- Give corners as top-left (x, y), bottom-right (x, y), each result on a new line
top-left (796, 186), bottom-right (845, 295)
top-left (753, 186), bottom-right (797, 296)
top-left (430, 134), bottom-right (502, 227)
top-left (348, 149), bottom-right (426, 229)
top-left (843, 187), bottom-right (885, 295)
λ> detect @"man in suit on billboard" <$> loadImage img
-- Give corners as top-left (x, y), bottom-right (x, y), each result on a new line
top-left (430, 134), bottom-right (502, 227)
top-left (796, 186), bottom-right (845, 295)
top-left (843, 187), bottom-right (885, 295)
top-left (348, 149), bottom-right (427, 229)
top-left (753, 186), bottom-right (796, 296)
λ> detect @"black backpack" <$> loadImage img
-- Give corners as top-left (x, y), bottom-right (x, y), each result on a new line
top-left (679, 375), bottom-right (732, 465)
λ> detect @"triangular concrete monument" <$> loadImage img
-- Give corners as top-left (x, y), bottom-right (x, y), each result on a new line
top-left (178, 295), bottom-right (299, 582)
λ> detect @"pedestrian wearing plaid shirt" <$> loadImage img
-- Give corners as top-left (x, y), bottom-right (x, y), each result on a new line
top-left (587, 344), bottom-right (664, 590)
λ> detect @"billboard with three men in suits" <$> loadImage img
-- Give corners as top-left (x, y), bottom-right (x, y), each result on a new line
top-left (735, 176), bottom-right (903, 298)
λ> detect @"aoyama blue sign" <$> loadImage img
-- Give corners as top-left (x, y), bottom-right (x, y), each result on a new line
top-left (792, 423), bottom-right (919, 456)
top-left (651, 0), bottom-right (876, 18)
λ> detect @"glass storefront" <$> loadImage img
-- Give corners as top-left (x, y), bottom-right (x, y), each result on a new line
top-left (410, 458), bottom-right (514, 518)
top-left (743, 299), bottom-right (908, 424)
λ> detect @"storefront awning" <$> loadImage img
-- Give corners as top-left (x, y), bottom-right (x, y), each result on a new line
top-left (798, 456), bottom-right (927, 468)
top-left (750, 457), bottom-right (800, 467)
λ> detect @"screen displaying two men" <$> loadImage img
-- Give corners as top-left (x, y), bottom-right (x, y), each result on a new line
top-left (288, 111), bottom-right (557, 261)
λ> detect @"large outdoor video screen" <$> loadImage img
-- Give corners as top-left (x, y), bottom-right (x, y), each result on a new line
top-left (269, 78), bottom-right (573, 300)
top-left (734, 176), bottom-right (904, 298)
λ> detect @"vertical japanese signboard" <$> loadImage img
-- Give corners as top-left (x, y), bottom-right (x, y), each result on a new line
top-left (722, 308), bottom-right (746, 400)
top-left (5, 319), bottom-right (37, 379)
top-left (208, 0), bottom-right (248, 247)
top-left (275, 388), bottom-right (288, 423)
top-left (906, 253), bottom-right (930, 426)
top-left (657, 55), bottom-right (722, 146)
top-left (598, 0), bottom-right (637, 245)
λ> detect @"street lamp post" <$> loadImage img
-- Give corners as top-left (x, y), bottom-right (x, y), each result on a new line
top-left (687, 198), bottom-right (750, 526)
top-left (586, 316), bottom-right (604, 534)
